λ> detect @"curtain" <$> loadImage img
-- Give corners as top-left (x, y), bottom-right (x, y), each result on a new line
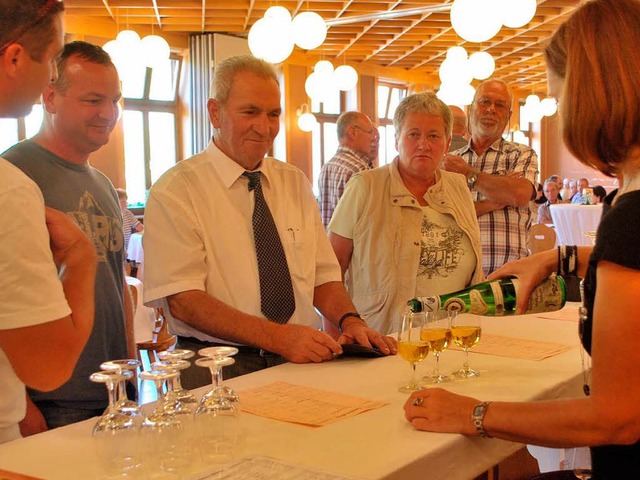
top-left (188, 33), bottom-right (215, 154)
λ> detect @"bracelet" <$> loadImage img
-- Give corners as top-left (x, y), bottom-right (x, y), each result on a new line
top-left (338, 312), bottom-right (363, 332)
top-left (557, 245), bottom-right (578, 277)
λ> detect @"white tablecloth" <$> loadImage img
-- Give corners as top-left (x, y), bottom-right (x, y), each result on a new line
top-left (126, 232), bottom-right (144, 280)
top-left (125, 276), bottom-right (155, 343)
top-left (549, 204), bottom-right (603, 246)
top-left (0, 306), bottom-right (584, 480)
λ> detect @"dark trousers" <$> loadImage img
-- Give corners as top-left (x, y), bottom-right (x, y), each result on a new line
top-left (175, 337), bottom-right (287, 390)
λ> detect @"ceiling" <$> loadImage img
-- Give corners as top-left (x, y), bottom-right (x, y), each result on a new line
top-left (63, 0), bottom-right (582, 96)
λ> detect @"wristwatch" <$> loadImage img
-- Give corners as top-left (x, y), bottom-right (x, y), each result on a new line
top-left (471, 401), bottom-right (492, 437)
top-left (466, 171), bottom-right (479, 189)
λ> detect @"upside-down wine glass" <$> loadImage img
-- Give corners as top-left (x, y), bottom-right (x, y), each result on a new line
top-left (194, 356), bottom-right (241, 467)
top-left (421, 310), bottom-right (454, 384)
top-left (138, 369), bottom-right (190, 479)
top-left (397, 311), bottom-right (429, 393)
top-left (451, 313), bottom-right (482, 379)
top-left (100, 359), bottom-right (142, 417)
top-left (156, 349), bottom-right (198, 411)
top-left (89, 369), bottom-right (142, 479)
top-left (198, 346), bottom-right (240, 403)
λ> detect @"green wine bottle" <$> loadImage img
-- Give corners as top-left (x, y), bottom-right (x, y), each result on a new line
top-left (407, 275), bottom-right (566, 316)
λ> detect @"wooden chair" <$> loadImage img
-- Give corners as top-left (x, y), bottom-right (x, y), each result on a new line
top-left (528, 223), bottom-right (557, 255)
top-left (136, 307), bottom-right (177, 369)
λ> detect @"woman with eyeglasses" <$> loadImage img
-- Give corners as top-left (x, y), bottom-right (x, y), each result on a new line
top-left (404, 1), bottom-right (640, 477)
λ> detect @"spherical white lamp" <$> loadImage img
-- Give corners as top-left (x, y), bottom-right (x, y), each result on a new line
top-left (314, 60), bottom-right (334, 77)
top-left (525, 94), bottom-right (541, 107)
top-left (540, 97), bottom-right (558, 117)
top-left (437, 82), bottom-right (475, 106)
top-left (451, 0), bottom-right (502, 43)
top-left (141, 35), bottom-right (170, 67)
top-left (297, 104), bottom-right (317, 132)
top-left (439, 56), bottom-right (472, 86)
top-left (264, 5), bottom-right (292, 23)
top-left (436, 84), bottom-right (458, 105)
top-left (333, 65), bottom-right (358, 91)
top-left (500, 0), bottom-right (537, 29)
top-left (116, 30), bottom-right (141, 46)
top-left (513, 129), bottom-right (528, 144)
top-left (292, 12), bottom-right (327, 50)
top-left (446, 46), bottom-right (468, 62)
top-left (468, 51), bottom-right (495, 80)
top-left (305, 72), bottom-right (326, 100)
top-left (103, 40), bottom-right (122, 61)
top-left (454, 83), bottom-right (476, 106)
top-left (248, 17), bottom-right (271, 59)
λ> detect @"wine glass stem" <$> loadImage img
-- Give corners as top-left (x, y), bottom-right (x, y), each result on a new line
top-left (410, 362), bottom-right (417, 387)
top-left (209, 366), bottom-right (222, 388)
top-left (463, 348), bottom-right (470, 372)
top-left (154, 379), bottom-right (165, 403)
top-left (433, 353), bottom-right (440, 376)
top-left (106, 380), bottom-right (119, 413)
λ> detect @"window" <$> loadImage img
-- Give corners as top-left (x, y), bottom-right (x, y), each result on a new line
top-left (376, 82), bottom-right (407, 166)
top-left (0, 104), bottom-right (43, 154)
top-left (122, 57), bottom-right (181, 207)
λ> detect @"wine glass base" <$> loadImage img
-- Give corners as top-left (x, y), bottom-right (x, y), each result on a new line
top-left (452, 368), bottom-right (480, 379)
top-left (573, 469), bottom-right (592, 480)
top-left (398, 382), bottom-right (425, 393)
top-left (422, 373), bottom-right (450, 384)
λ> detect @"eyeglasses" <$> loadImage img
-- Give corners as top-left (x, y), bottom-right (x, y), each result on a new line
top-left (0, 0), bottom-right (62, 55)
top-left (475, 97), bottom-right (510, 112)
top-left (353, 125), bottom-right (379, 138)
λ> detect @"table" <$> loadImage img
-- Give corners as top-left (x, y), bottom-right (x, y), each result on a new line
top-left (0, 306), bottom-right (584, 480)
top-left (549, 204), bottom-right (602, 246)
top-left (127, 232), bottom-right (144, 280)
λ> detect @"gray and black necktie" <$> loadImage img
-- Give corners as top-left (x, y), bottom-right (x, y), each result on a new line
top-left (243, 171), bottom-right (296, 323)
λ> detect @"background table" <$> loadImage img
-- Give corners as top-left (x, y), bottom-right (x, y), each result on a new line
top-left (0, 306), bottom-right (584, 480)
top-left (126, 232), bottom-right (144, 280)
top-left (550, 204), bottom-right (602, 246)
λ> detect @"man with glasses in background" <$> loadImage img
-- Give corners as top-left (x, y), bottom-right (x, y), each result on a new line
top-left (443, 79), bottom-right (538, 275)
top-left (0, 0), bottom-right (98, 444)
top-left (318, 111), bottom-right (379, 228)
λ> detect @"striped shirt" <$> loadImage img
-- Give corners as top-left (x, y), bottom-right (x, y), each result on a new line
top-left (318, 146), bottom-right (373, 227)
top-left (453, 138), bottom-right (538, 275)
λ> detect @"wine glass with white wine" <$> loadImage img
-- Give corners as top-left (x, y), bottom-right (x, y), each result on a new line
top-left (397, 311), bottom-right (429, 393)
top-left (421, 310), bottom-right (454, 384)
top-left (451, 313), bottom-right (482, 378)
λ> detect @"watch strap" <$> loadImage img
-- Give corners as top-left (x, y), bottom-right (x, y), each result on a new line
top-left (472, 401), bottom-right (492, 438)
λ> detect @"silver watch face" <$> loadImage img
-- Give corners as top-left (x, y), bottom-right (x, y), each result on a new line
top-left (467, 173), bottom-right (477, 188)
top-left (473, 404), bottom-right (484, 417)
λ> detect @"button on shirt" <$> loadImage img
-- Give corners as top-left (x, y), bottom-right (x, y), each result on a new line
top-left (143, 140), bottom-right (341, 343)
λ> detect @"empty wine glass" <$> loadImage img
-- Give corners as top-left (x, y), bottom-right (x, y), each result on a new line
top-left (155, 350), bottom-right (198, 412)
top-left (421, 310), bottom-right (454, 384)
top-left (89, 369), bottom-right (142, 479)
top-left (194, 356), bottom-right (241, 466)
top-left (138, 369), bottom-right (190, 479)
top-left (397, 312), bottom-right (429, 393)
top-left (100, 359), bottom-right (142, 417)
top-left (198, 346), bottom-right (240, 403)
top-left (451, 313), bottom-right (482, 379)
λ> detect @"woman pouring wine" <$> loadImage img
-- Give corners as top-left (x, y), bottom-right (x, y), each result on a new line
top-left (404, 1), bottom-right (640, 477)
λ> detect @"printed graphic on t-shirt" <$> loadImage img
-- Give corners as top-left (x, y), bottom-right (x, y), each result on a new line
top-left (418, 216), bottom-right (465, 279)
top-left (67, 191), bottom-right (123, 262)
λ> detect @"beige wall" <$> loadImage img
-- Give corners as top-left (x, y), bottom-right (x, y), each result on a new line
top-left (541, 115), bottom-right (616, 190)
